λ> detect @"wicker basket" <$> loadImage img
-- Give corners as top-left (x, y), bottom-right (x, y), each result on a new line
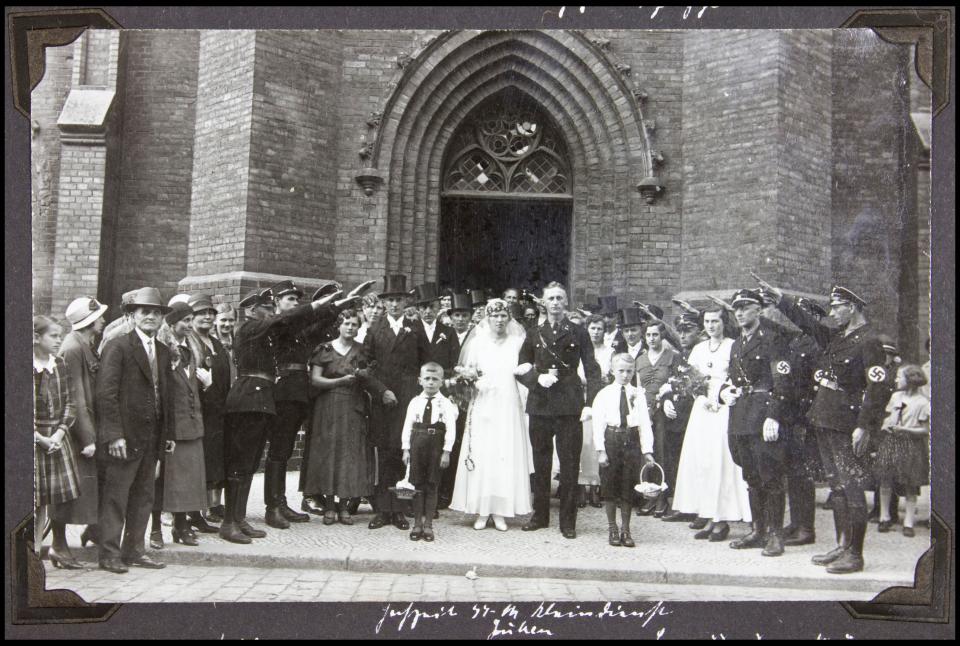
top-left (634, 462), bottom-right (669, 501)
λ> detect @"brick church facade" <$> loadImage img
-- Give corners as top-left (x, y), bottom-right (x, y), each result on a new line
top-left (32, 29), bottom-right (931, 358)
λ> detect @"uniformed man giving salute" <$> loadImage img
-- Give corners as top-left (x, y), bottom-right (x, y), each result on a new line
top-left (719, 289), bottom-right (792, 557)
top-left (219, 285), bottom-right (363, 544)
top-left (517, 282), bottom-right (602, 539)
top-left (764, 281), bottom-right (889, 574)
top-left (263, 280), bottom-right (359, 530)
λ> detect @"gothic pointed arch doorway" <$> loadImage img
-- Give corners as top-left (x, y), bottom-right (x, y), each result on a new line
top-left (438, 88), bottom-right (573, 295)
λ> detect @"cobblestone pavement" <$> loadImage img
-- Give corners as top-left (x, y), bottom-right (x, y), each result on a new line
top-left (48, 472), bottom-right (930, 601)
top-left (44, 563), bottom-right (877, 603)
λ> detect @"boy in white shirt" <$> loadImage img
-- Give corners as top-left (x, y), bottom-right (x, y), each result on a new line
top-left (594, 353), bottom-right (655, 548)
top-left (402, 362), bottom-right (459, 542)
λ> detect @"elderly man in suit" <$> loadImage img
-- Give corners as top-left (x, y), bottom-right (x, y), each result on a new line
top-left (95, 287), bottom-right (175, 574)
top-left (516, 282), bottom-right (602, 539)
top-left (364, 275), bottom-right (426, 531)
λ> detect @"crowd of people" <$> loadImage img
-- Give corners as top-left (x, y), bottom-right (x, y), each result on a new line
top-left (33, 274), bottom-right (931, 576)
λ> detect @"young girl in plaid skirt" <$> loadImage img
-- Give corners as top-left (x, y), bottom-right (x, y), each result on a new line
top-left (874, 364), bottom-right (930, 537)
top-left (33, 315), bottom-right (81, 566)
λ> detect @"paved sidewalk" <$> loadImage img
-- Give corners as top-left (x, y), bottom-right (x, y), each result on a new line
top-left (52, 472), bottom-right (930, 602)
top-left (45, 563), bottom-right (878, 603)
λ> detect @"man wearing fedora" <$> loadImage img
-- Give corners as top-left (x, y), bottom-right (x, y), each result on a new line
top-left (718, 288), bottom-right (792, 558)
top-left (263, 280), bottom-right (356, 530)
top-left (763, 280), bottom-right (889, 574)
top-left (96, 287), bottom-right (175, 573)
top-left (517, 282), bottom-right (602, 539)
top-left (364, 274), bottom-right (426, 531)
top-left (219, 283), bottom-right (363, 544)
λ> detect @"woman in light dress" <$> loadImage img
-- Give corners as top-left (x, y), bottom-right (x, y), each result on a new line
top-left (450, 299), bottom-right (534, 531)
top-left (671, 306), bottom-right (751, 540)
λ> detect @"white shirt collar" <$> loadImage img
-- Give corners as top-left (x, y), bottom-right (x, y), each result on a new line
top-left (387, 314), bottom-right (404, 333)
top-left (135, 326), bottom-right (156, 350)
top-left (627, 342), bottom-right (643, 356)
top-left (34, 355), bottom-right (56, 374)
top-left (422, 320), bottom-right (437, 341)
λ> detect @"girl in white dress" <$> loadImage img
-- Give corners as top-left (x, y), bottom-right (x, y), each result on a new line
top-left (450, 299), bottom-right (534, 531)
top-left (672, 307), bottom-right (751, 540)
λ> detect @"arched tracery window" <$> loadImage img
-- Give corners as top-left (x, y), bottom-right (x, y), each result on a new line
top-left (443, 95), bottom-right (571, 198)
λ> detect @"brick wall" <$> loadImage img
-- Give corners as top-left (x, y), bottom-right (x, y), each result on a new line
top-left (333, 30), bottom-right (434, 288)
top-left (112, 30), bottom-right (200, 303)
top-left (597, 30), bottom-right (684, 309)
top-left (31, 43), bottom-right (75, 317)
top-left (831, 29), bottom-right (910, 340)
top-left (681, 31), bottom-right (780, 292)
top-left (775, 30), bottom-right (833, 295)
top-left (187, 31), bottom-right (256, 279)
top-left (244, 31), bottom-right (342, 279)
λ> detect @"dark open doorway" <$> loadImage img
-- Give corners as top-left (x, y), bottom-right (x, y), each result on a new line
top-left (439, 197), bottom-right (572, 295)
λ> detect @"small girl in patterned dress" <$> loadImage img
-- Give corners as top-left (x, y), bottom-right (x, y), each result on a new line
top-left (874, 364), bottom-right (930, 537)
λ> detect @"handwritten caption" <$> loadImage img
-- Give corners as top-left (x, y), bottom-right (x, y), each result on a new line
top-left (376, 601), bottom-right (671, 639)
top-left (558, 6), bottom-right (720, 20)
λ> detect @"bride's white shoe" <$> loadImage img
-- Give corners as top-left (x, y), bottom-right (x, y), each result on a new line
top-left (492, 515), bottom-right (508, 532)
top-left (473, 516), bottom-right (489, 530)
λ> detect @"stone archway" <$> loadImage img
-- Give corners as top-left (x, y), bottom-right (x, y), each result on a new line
top-left (367, 30), bottom-right (657, 302)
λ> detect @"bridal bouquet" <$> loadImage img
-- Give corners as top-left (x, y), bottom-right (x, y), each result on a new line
top-left (660, 361), bottom-right (709, 403)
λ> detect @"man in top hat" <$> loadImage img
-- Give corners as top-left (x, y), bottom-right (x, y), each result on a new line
top-left (437, 292), bottom-right (474, 509)
top-left (717, 288), bottom-right (792, 558)
top-left (96, 287), bottom-right (175, 573)
top-left (413, 283), bottom-right (460, 376)
top-left (659, 311), bottom-right (705, 522)
top-left (219, 282), bottom-right (365, 544)
top-left (516, 282), bottom-right (602, 539)
top-left (58, 297), bottom-right (110, 546)
top-left (776, 297), bottom-right (828, 547)
top-left (598, 296), bottom-right (626, 352)
top-left (364, 275), bottom-right (427, 530)
top-left (262, 279), bottom-right (364, 530)
top-left (618, 307), bottom-right (646, 364)
top-left (762, 281), bottom-right (888, 573)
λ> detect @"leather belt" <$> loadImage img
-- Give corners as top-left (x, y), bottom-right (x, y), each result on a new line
top-left (542, 368), bottom-right (575, 377)
top-left (412, 427), bottom-right (440, 435)
top-left (606, 425), bottom-right (638, 433)
top-left (741, 385), bottom-right (771, 395)
top-left (238, 370), bottom-right (275, 382)
top-left (278, 363), bottom-right (308, 372)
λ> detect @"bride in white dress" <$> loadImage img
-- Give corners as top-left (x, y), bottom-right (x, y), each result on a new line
top-left (672, 307), bottom-right (752, 540)
top-left (450, 299), bottom-right (534, 531)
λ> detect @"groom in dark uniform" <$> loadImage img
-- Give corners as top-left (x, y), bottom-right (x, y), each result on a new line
top-left (517, 282), bottom-right (602, 539)
top-left (364, 275), bottom-right (426, 530)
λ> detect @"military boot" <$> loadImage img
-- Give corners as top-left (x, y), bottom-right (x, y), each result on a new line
top-left (762, 490), bottom-right (786, 557)
top-left (236, 475), bottom-right (267, 538)
top-left (827, 520), bottom-right (866, 574)
top-left (219, 477), bottom-right (252, 544)
top-left (730, 488), bottom-right (767, 549)
top-left (264, 461), bottom-right (291, 529)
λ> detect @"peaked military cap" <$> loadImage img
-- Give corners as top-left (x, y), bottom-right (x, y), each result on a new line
top-left (239, 287), bottom-right (272, 309)
top-left (675, 312), bottom-right (701, 330)
top-left (829, 285), bottom-right (867, 308)
top-left (271, 280), bottom-right (303, 299)
top-left (731, 289), bottom-right (764, 308)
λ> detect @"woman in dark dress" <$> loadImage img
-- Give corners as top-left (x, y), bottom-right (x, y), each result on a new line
top-left (188, 294), bottom-right (232, 528)
top-left (303, 309), bottom-right (387, 525)
top-left (33, 315), bottom-right (81, 568)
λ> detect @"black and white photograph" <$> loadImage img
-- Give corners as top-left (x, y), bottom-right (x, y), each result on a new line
top-left (7, 5), bottom-right (954, 640)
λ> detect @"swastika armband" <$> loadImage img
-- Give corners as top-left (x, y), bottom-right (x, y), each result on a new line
top-left (776, 361), bottom-right (791, 375)
top-left (814, 369), bottom-right (825, 382)
top-left (867, 365), bottom-right (887, 383)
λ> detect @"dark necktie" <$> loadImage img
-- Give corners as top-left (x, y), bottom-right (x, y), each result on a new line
top-left (422, 396), bottom-right (434, 424)
top-left (620, 386), bottom-right (629, 427)
top-left (552, 321), bottom-right (559, 335)
top-left (179, 344), bottom-right (191, 365)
